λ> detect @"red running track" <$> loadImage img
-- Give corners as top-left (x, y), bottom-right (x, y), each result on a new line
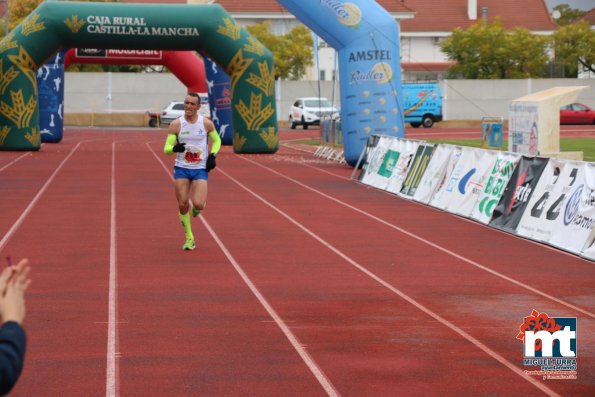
top-left (0, 127), bottom-right (593, 396)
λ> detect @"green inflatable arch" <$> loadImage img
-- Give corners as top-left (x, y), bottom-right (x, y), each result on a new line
top-left (0, 1), bottom-right (278, 153)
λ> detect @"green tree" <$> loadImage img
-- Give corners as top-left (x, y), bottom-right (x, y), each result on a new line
top-left (440, 18), bottom-right (548, 79)
top-left (1, 0), bottom-right (120, 35)
top-left (552, 4), bottom-right (586, 26)
top-left (552, 21), bottom-right (595, 77)
top-left (247, 22), bottom-right (313, 80)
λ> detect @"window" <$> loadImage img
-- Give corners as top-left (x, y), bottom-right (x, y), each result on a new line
top-left (572, 104), bottom-right (586, 111)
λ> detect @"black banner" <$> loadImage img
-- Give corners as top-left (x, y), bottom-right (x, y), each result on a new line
top-left (400, 143), bottom-right (435, 197)
top-left (490, 156), bottom-right (549, 232)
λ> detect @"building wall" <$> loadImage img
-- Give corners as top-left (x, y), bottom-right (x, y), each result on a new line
top-left (64, 72), bottom-right (595, 121)
top-left (442, 78), bottom-right (595, 120)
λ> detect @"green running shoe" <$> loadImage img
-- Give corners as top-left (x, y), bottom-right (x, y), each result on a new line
top-left (191, 207), bottom-right (201, 218)
top-left (182, 238), bottom-right (195, 251)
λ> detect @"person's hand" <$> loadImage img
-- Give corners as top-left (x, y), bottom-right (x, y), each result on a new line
top-left (206, 153), bottom-right (217, 171)
top-left (173, 142), bottom-right (186, 153)
top-left (0, 258), bottom-right (31, 325)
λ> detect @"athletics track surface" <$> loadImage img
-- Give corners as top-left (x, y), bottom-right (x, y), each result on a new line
top-left (0, 126), bottom-right (593, 396)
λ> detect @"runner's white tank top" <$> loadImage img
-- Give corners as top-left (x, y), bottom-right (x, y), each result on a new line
top-left (174, 115), bottom-right (208, 170)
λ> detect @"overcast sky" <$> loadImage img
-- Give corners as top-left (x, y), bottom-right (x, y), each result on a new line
top-left (545, 0), bottom-right (595, 11)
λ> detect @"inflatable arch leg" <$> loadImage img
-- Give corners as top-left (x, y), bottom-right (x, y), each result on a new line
top-left (203, 56), bottom-right (234, 145)
top-left (277, 0), bottom-right (405, 166)
top-left (0, 2), bottom-right (277, 153)
top-left (38, 50), bottom-right (65, 143)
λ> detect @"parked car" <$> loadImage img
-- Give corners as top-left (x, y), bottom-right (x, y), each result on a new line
top-left (560, 102), bottom-right (595, 125)
top-left (147, 93), bottom-right (210, 127)
top-left (289, 97), bottom-right (339, 129)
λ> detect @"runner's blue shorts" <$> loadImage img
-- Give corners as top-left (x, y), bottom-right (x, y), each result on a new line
top-left (173, 166), bottom-right (208, 181)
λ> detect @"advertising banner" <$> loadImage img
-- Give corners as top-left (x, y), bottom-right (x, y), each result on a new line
top-left (509, 102), bottom-right (538, 155)
top-left (516, 160), bottom-right (583, 242)
top-left (452, 149), bottom-right (498, 218)
top-left (444, 147), bottom-right (499, 215)
top-left (358, 135), bottom-right (394, 189)
top-left (489, 156), bottom-right (549, 233)
top-left (549, 163), bottom-right (595, 254)
top-left (470, 152), bottom-right (521, 224)
top-left (429, 146), bottom-right (477, 211)
top-left (412, 144), bottom-right (459, 204)
top-left (481, 117), bottom-right (504, 149)
top-left (580, 229), bottom-right (595, 261)
top-left (428, 145), bottom-right (465, 210)
top-left (385, 139), bottom-right (420, 194)
top-left (75, 48), bottom-right (163, 60)
top-left (399, 143), bottom-right (435, 199)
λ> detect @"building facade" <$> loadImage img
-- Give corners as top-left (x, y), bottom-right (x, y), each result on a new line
top-left (105, 0), bottom-right (560, 81)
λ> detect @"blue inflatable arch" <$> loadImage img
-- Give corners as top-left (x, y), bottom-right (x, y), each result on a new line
top-left (277, 0), bottom-right (405, 166)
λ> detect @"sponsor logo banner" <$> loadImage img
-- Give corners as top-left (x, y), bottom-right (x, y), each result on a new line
top-left (412, 144), bottom-right (459, 205)
top-left (400, 143), bottom-right (435, 198)
top-left (358, 135), bottom-right (393, 188)
top-left (489, 156), bottom-right (549, 233)
top-left (470, 152), bottom-right (521, 224)
top-left (452, 149), bottom-right (498, 218)
top-left (385, 139), bottom-right (420, 194)
top-left (549, 163), bottom-right (595, 254)
top-left (516, 159), bottom-right (582, 242)
top-left (76, 48), bottom-right (162, 60)
top-left (428, 145), bottom-right (465, 210)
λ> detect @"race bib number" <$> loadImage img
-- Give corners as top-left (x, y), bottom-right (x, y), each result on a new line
top-left (184, 145), bottom-right (202, 163)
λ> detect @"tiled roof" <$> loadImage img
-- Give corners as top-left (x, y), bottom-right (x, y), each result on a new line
top-left (399, 0), bottom-right (557, 31)
top-left (208, 0), bottom-right (413, 13)
top-left (582, 8), bottom-right (595, 25)
top-left (402, 62), bottom-right (455, 71)
top-left (121, 0), bottom-right (412, 13)
top-left (119, 0), bottom-right (556, 32)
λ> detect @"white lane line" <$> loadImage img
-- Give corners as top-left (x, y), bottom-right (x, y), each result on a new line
top-left (0, 151), bottom-right (32, 173)
top-left (216, 166), bottom-right (561, 397)
top-left (0, 142), bottom-right (82, 251)
top-left (239, 155), bottom-right (595, 320)
top-left (146, 143), bottom-right (340, 397)
top-left (106, 142), bottom-right (119, 397)
top-left (199, 216), bottom-right (340, 397)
